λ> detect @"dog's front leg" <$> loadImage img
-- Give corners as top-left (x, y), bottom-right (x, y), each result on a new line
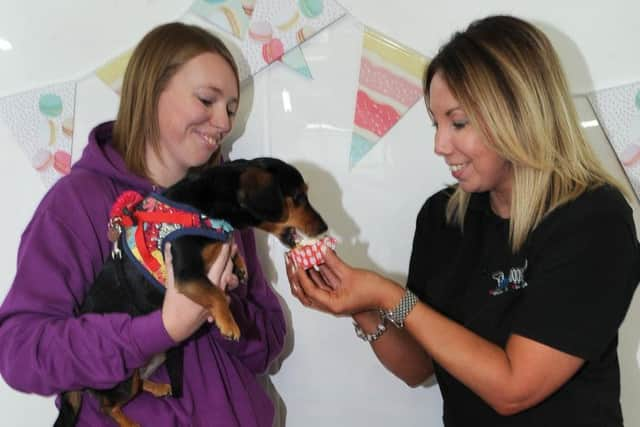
top-left (175, 275), bottom-right (241, 340)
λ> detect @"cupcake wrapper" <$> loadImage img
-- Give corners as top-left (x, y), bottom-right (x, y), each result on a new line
top-left (287, 236), bottom-right (337, 270)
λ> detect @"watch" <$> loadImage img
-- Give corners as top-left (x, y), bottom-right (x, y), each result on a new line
top-left (383, 288), bottom-right (418, 328)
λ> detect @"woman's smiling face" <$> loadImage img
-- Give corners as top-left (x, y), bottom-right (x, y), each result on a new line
top-left (428, 71), bottom-right (513, 214)
top-left (153, 52), bottom-right (239, 183)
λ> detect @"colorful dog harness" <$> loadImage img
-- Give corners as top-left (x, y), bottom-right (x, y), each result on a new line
top-left (108, 191), bottom-right (233, 290)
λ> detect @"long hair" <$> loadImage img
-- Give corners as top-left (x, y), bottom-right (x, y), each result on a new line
top-left (112, 22), bottom-right (240, 178)
top-left (423, 15), bottom-right (625, 252)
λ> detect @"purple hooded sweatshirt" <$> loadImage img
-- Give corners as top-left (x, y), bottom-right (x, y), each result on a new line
top-left (0, 122), bottom-right (286, 426)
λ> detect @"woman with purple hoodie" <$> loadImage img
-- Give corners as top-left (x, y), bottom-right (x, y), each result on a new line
top-left (0, 22), bottom-right (286, 426)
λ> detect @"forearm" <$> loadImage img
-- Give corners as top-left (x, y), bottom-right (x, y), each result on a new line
top-left (403, 302), bottom-right (533, 414)
top-left (0, 309), bottom-right (174, 395)
top-left (209, 286), bottom-right (286, 374)
top-left (353, 310), bottom-right (433, 387)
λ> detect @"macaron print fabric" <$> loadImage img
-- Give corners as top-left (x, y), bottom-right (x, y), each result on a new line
top-left (0, 81), bottom-right (76, 188)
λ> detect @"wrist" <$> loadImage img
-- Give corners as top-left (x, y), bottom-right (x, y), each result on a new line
top-left (381, 287), bottom-right (419, 329)
top-left (378, 282), bottom-right (405, 311)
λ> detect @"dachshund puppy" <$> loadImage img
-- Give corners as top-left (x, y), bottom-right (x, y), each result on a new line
top-left (54, 157), bottom-right (327, 427)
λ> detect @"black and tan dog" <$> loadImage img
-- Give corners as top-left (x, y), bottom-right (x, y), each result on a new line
top-left (54, 157), bottom-right (327, 427)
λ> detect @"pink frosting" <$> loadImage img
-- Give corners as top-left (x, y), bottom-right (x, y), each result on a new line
top-left (354, 90), bottom-right (400, 137)
top-left (359, 57), bottom-right (423, 107)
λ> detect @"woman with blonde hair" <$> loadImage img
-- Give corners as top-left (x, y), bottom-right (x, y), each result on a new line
top-left (0, 22), bottom-right (285, 426)
top-left (288, 15), bottom-right (639, 426)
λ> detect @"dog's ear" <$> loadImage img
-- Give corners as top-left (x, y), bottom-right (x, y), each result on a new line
top-left (237, 167), bottom-right (286, 222)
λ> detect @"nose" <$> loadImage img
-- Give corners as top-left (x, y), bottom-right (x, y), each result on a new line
top-left (433, 129), bottom-right (452, 157)
top-left (210, 105), bottom-right (232, 133)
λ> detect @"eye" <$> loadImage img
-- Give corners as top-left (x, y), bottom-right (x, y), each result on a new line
top-left (431, 121), bottom-right (438, 129)
top-left (199, 97), bottom-right (213, 107)
top-left (293, 193), bottom-right (307, 205)
top-left (227, 107), bottom-right (237, 118)
top-left (453, 120), bottom-right (468, 130)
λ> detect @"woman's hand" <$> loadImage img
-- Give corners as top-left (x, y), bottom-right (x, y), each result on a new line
top-left (285, 248), bottom-right (403, 315)
top-left (161, 242), bottom-right (237, 343)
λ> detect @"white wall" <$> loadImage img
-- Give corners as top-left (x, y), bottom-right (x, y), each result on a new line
top-left (1, 1), bottom-right (639, 426)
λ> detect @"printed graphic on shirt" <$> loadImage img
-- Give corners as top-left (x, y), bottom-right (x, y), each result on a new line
top-left (489, 260), bottom-right (528, 296)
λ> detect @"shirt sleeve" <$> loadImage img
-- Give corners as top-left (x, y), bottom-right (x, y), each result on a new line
top-left (205, 228), bottom-right (286, 374)
top-left (0, 197), bottom-right (175, 396)
top-left (511, 196), bottom-right (640, 360)
top-left (407, 190), bottom-right (459, 310)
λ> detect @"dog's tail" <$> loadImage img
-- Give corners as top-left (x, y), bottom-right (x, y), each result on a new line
top-left (53, 391), bottom-right (82, 427)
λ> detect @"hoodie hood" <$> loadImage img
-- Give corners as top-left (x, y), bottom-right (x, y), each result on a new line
top-left (73, 121), bottom-right (155, 194)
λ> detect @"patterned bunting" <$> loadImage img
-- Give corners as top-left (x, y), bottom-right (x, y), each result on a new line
top-left (588, 82), bottom-right (640, 199)
top-left (190, 0), bottom-right (251, 40)
top-left (0, 82), bottom-right (76, 187)
top-left (350, 27), bottom-right (428, 168)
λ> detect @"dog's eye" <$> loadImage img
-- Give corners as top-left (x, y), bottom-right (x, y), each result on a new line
top-left (293, 193), bottom-right (307, 205)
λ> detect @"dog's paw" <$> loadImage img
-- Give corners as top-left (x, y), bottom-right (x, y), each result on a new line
top-left (218, 318), bottom-right (241, 341)
top-left (232, 254), bottom-right (249, 284)
top-left (211, 307), bottom-right (241, 341)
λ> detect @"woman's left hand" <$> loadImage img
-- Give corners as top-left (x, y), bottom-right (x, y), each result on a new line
top-left (285, 248), bottom-right (401, 315)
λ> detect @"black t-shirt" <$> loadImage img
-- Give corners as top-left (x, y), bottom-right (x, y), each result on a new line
top-left (407, 185), bottom-right (640, 427)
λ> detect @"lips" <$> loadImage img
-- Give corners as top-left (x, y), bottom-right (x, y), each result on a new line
top-left (448, 161), bottom-right (469, 179)
top-left (194, 130), bottom-right (220, 148)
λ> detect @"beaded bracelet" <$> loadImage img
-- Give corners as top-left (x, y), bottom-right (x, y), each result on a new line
top-left (353, 310), bottom-right (388, 343)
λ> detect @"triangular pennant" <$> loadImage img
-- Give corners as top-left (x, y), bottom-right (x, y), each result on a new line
top-left (238, 0), bottom-right (345, 78)
top-left (0, 82), bottom-right (76, 188)
top-left (350, 26), bottom-right (428, 168)
top-left (281, 47), bottom-right (313, 79)
top-left (588, 82), bottom-right (640, 199)
top-left (95, 49), bottom-right (133, 95)
top-left (190, 0), bottom-right (251, 40)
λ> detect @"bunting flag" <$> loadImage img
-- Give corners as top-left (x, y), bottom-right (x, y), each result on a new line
top-left (588, 82), bottom-right (640, 199)
top-left (95, 49), bottom-right (133, 95)
top-left (350, 26), bottom-right (428, 168)
top-left (0, 82), bottom-right (76, 187)
top-left (0, 0), bottom-right (437, 185)
top-left (237, 0), bottom-right (344, 77)
top-left (281, 46), bottom-right (313, 79)
top-left (190, 0), bottom-right (251, 40)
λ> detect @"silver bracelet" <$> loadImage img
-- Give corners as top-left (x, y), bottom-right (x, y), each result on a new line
top-left (382, 288), bottom-right (418, 329)
top-left (353, 310), bottom-right (388, 343)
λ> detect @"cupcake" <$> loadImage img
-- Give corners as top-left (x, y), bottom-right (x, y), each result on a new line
top-left (286, 236), bottom-right (337, 270)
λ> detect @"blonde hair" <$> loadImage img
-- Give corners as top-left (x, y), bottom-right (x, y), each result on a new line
top-left (424, 15), bottom-right (626, 252)
top-left (113, 22), bottom-right (240, 178)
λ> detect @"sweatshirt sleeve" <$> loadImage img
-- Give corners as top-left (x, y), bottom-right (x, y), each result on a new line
top-left (0, 201), bottom-right (175, 395)
top-left (206, 229), bottom-right (286, 374)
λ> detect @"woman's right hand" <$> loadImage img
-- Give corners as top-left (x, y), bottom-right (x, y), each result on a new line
top-left (161, 242), bottom-right (236, 343)
top-left (285, 249), bottom-right (403, 316)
